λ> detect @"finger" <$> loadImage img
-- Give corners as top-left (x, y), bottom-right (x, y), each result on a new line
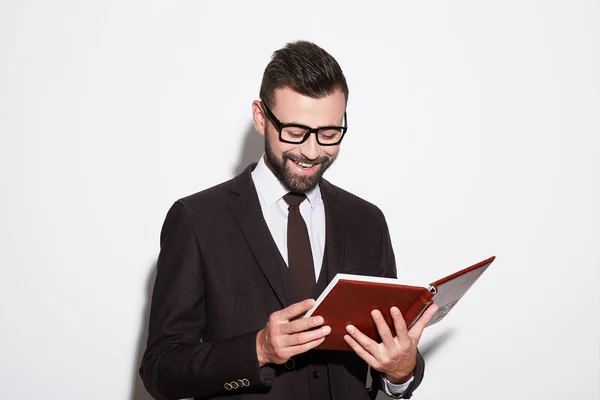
top-left (287, 335), bottom-right (327, 356)
top-left (408, 303), bottom-right (439, 341)
top-left (390, 306), bottom-right (410, 341)
top-left (345, 324), bottom-right (379, 358)
top-left (281, 315), bottom-right (324, 335)
top-left (343, 334), bottom-right (379, 369)
top-left (370, 309), bottom-right (395, 348)
top-left (282, 325), bottom-right (331, 347)
top-left (274, 299), bottom-right (316, 322)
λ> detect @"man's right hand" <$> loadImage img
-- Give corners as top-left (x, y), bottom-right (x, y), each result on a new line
top-left (256, 299), bottom-right (331, 367)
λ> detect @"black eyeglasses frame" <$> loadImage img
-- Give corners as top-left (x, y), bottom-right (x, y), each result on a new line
top-left (260, 100), bottom-right (348, 146)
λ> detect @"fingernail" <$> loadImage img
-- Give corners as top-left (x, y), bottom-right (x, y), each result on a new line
top-left (391, 307), bottom-right (400, 315)
top-left (371, 309), bottom-right (381, 318)
top-left (346, 325), bottom-right (355, 334)
top-left (315, 316), bottom-right (324, 325)
top-left (322, 326), bottom-right (331, 335)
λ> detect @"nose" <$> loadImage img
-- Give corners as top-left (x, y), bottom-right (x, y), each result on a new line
top-left (299, 133), bottom-right (321, 161)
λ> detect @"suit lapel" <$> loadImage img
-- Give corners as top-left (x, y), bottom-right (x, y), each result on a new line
top-left (227, 167), bottom-right (348, 305)
top-left (320, 179), bottom-right (346, 289)
top-left (228, 165), bottom-right (289, 308)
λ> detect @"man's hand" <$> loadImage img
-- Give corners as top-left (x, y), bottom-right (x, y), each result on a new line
top-left (344, 303), bottom-right (439, 384)
top-left (256, 299), bottom-right (331, 367)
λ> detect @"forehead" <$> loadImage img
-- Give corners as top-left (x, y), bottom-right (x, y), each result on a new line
top-left (271, 87), bottom-right (346, 127)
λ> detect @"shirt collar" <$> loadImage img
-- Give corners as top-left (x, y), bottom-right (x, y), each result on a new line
top-left (251, 155), bottom-right (322, 209)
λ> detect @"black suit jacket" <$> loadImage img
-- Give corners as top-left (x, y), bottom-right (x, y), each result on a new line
top-left (140, 164), bottom-right (425, 399)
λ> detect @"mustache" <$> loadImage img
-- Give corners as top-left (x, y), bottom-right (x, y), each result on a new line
top-left (283, 152), bottom-right (329, 165)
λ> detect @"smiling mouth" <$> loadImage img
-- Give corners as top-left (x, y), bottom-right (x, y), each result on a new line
top-left (293, 160), bottom-right (316, 169)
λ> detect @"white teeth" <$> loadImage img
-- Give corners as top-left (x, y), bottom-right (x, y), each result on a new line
top-left (298, 161), bottom-right (314, 168)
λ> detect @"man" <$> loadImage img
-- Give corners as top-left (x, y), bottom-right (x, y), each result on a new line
top-left (140, 41), bottom-right (437, 400)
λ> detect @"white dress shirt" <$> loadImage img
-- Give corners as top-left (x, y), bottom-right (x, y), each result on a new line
top-left (251, 155), bottom-right (326, 274)
top-left (251, 156), bottom-right (412, 398)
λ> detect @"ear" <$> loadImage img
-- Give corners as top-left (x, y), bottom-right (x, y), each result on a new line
top-left (252, 100), bottom-right (266, 136)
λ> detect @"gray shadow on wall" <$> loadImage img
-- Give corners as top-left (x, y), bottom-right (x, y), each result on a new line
top-left (418, 329), bottom-right (456, 359)
top-left (130, 261), bottom-right (167, 400)
top-left (233, 122), bottom-right (264, 175)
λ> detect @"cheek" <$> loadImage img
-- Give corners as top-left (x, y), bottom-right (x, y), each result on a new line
top-left (267, 134), bottom-right (287, 156)
top-left (323, 148), bottom-right (339, 159)
top-left (280, 144), bottom-right (301, 156)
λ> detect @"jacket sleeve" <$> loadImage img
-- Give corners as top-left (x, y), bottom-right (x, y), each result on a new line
top-left (139, 202), bottom-right (275, 399)
top-left (369, 208), bottom-right (426, 399)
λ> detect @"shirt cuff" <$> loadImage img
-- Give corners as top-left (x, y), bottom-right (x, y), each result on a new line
top-left (381, 375), bottom-right (414, 398)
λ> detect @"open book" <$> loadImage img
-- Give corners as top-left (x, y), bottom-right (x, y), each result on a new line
top-left (304, 256), bottom-right (495, 351)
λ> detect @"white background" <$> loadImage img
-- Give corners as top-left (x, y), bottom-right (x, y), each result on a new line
top-left (1, 1), bottom-right (598, 399)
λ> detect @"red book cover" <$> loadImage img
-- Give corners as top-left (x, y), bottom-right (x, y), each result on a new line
top-left (304, 256), bottom-right (495, 351)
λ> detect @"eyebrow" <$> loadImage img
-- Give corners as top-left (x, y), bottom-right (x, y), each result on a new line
top-left (281, 116), bottom-right (345, 128)
top-left (264, 101), bottom-right (345, 128)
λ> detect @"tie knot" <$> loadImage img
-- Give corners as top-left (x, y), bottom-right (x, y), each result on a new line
top-left (283, 192), bottom-right (306, 208)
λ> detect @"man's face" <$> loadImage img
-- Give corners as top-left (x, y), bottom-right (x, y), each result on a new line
top-left (254, 87), bottom-right (346, 193)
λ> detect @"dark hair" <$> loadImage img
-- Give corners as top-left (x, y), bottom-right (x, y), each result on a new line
top-left (259, 41), bottom-right (349, 108)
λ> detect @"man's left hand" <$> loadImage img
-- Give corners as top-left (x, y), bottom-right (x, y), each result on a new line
top-left (343, 303), bottom-right (439, 384)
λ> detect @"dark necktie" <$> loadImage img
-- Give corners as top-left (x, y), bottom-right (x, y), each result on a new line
top-left (283, 193), bottom-right (316, 300)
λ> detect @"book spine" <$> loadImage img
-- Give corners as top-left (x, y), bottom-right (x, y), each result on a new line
top-left (404, 291), bottom-right (434, 329)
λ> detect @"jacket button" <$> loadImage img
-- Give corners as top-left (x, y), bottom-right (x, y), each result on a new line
top-left (284, 358), bottom-right (295, 369)
top-left (312, 371), bottom-right (320, 379)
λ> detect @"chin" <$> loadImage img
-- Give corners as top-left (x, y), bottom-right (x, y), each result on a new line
top-left (284, 168), bottom-right (322, 193)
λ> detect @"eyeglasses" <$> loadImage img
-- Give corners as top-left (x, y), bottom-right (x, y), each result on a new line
top-left (261, 100), bottom-right (347, 146)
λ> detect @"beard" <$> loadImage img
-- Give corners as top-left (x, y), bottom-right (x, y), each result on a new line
top-left (264, 131), bottom-right (336, 193)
